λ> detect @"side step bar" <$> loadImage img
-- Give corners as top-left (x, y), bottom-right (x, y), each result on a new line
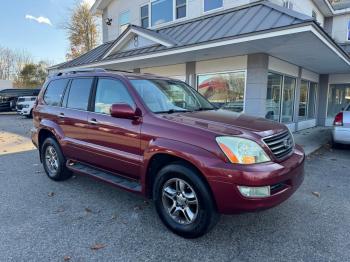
top-left (66, 161), bottom-right (142, 192)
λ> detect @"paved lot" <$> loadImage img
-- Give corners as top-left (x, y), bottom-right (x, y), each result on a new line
top-left (0, 113), bottom-right (349, 262)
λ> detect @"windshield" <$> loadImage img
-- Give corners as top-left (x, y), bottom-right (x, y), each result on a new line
top-left (130, 79), bottom-right (215, 113)
top-left (17, 98), bottom-right (25, 102)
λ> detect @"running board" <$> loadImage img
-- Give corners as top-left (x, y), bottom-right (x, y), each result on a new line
top-left (66, 161), bottom-right (142, 192)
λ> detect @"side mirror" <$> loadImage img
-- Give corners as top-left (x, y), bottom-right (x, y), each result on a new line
top-left (110, 103), bottom-right (139, 119)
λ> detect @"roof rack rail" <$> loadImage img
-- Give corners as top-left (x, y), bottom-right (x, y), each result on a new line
top-left (55, 68), bottom-right (135, 76)
top-left (56, 68), bottom-right (106, 76)
top-left (104, 69), bottom-right (134, 74)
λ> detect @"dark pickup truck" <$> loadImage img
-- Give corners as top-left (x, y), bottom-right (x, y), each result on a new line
top-left (0, 89), bottom-right (40, 112)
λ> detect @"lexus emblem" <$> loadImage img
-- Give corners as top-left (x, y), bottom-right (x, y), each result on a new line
top-left (283, 138), bottom-right (292, 149)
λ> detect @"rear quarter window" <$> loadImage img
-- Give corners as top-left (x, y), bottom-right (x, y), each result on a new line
top-left (44, 79), bottom-right (69, 106)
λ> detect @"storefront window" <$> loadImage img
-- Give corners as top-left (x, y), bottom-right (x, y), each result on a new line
top-left (281, 76), bottom-right (296, 123)
top-left (327, 84), bottom-right (350, 118)
top-left (308, 82), bottom-right (317, 119)
top-left (298, 80), bottom-right (309, 121)
top-left (266, 73), bottom-right (282, 121)
top-left (197, 71), bottom-right (246, 113)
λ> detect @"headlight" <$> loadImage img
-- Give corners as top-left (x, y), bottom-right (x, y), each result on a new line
top-left (216, 136), bottom-right (270, 164)
top-left (24, 105), bottom-right (30, 108)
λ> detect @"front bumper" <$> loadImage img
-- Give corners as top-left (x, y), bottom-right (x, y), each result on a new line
top-left (205, 145), bottom-right (305, 214)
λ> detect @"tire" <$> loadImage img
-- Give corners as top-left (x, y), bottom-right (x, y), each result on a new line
top-left (25, 111), bottom-right (33, 119)
top-left (153, 163), bottom-right (219, 238)
top-left (41, 137), bottom-right (72, 181)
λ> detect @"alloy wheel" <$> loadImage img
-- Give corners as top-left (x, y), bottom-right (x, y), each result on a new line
top-left (45, 146), bottom-right (59, 176)
top-left (162, 178), bottom-right (199, 225)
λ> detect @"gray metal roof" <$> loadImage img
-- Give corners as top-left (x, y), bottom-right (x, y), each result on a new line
top-left (56, 1), bottom-right (315, 69)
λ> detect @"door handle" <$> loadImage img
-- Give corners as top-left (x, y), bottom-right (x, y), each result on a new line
top-left (88, 118), bottom-right (99, 125)
top-left (58, 113), bottom-right (65, 118)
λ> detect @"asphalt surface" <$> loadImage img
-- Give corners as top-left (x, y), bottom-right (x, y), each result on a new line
top-left (0, 113), bottom-right (349, 262)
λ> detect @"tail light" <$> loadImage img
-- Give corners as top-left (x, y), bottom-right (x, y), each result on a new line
top-left (333, 112), bottom-right (343, 126)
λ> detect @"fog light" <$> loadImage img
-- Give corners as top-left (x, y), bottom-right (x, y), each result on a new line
top-left (238, 186), bottom-right (271, 198)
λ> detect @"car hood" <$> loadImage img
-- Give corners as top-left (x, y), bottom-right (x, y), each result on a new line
top-left (160, 109), bottom-right (287, 137)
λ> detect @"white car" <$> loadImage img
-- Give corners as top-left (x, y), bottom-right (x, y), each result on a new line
top-left (332, 104), bottom-right (350, 147)
top-left (16, 96), bottom-right (37, 118)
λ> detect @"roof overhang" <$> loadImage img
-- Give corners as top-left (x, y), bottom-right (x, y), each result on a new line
top-left (313, 0), bottom-right (350, 16)
top-left (90, 0), bottom-right (112, 15)
top-left (59, 23), bottom-right (350, 74)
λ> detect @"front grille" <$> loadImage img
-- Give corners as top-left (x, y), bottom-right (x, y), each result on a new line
top-left (263, 130), bottom-right (294, 159)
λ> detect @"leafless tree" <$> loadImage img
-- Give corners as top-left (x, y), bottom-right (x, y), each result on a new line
top-left (0, 46), bottom-right (33, 82)
top-left (62, 2), bottom-right (100, 60)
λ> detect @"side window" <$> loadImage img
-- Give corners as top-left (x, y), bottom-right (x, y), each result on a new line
top-left (94, 78), bottom-right (134, 115)
top-left (66, 78), bottom-right (93, 111)
top-left (44, 79), bottom-right (69, 106)
top-left (141, 5), bottom-right (149, 28)
top-left (204, 0), bottom-right (223, 12)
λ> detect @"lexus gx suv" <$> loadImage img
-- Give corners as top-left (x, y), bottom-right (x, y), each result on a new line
top-left (31, 69), bottom-right (305, 238)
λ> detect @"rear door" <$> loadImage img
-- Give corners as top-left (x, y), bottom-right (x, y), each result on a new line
top-left (86, 77), bottom-right (142, 179)
top-left (57, 77), bottom-right (95, 163)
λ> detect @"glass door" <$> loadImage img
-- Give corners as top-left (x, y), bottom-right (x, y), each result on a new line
top-left (298, 80), bottom-right (309, 121)
top-left (281, 76), bottom-right (296, 123)
top-left (266, 73), bottom-right (282, 121)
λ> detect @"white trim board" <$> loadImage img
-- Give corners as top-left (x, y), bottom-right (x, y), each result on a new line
top-left (103, 27), bottom-right (175, 59)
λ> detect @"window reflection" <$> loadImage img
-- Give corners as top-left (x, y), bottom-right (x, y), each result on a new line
top-left (266, 73), bottom-right (282, 121)
top-left (298, 80), bottom-right (309, 121)
top-left (151, 0), bottom-right (173, 26)
top-left (327, 84), bottom-right (350, 118)
top-left (281, 76), bottom-right (296, 123)
top-left (197, 71), bottom-right (246, 113)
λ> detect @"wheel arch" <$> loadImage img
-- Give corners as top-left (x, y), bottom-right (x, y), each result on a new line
top-left (142, 139), bottom-right (218, 210)
top-left (37, 128), bottom-right (60, 161)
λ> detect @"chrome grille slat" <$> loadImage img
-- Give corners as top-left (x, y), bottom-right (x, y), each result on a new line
top-left (263, 130), bottom-right (294, 160)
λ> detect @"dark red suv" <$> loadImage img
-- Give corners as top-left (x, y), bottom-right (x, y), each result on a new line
top-left (32, 69), bottom-right (304, 238)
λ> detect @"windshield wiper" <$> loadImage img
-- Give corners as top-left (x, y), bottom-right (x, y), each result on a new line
top-left (194, 107), bottom-right (216, 111)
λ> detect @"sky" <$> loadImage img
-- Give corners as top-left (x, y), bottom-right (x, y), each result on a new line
top-left (0, 0), bottom-right (96, 65)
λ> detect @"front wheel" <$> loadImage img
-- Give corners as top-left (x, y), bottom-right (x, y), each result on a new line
top-left (153, 163), bottom-right (219, 238)
top-left (41, 137), bottom-right (72, 181)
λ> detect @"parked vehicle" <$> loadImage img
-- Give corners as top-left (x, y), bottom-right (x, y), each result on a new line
top-left (332, 103), bottom-right (350, 147)
top-left (31, 69), bottom-right (305, 238)
top-left (16, 96), bottom-right (37, 118)
top-left (0, 89), bottom-right (40, 112)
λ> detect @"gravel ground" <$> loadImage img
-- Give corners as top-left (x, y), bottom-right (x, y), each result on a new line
top-left (0, 113), bottom-right (349, 262)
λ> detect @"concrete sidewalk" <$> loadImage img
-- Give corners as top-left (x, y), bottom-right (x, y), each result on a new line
top-left (293, 127), bottom-right (332, 156)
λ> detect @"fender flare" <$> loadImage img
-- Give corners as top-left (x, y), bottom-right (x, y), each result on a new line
top-left (141, 137), bottom-right (220, 196)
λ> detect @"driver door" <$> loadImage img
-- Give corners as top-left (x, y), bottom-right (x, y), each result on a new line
top-left (86, 77), bottom-right (142, 179)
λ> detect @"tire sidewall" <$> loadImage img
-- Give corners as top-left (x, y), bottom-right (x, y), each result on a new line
top-left (153, 164), bottom-right (217, 238)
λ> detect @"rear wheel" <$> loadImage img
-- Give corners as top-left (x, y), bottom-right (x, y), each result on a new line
top-left (41, 137), bottom-right (72, 181)
top-left (153, 163), bottom-right (219, 238)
